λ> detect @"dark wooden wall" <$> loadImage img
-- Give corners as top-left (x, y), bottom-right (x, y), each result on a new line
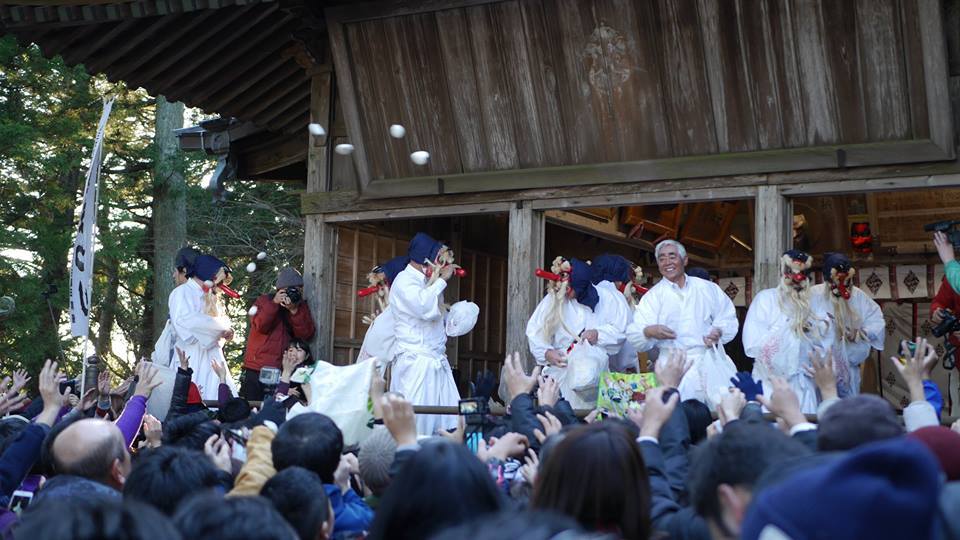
top-left (329, 0), bottom-right (952, 190)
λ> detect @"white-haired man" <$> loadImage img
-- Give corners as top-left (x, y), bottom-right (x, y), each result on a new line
top-left (626, 240), bottom-right (739, 407)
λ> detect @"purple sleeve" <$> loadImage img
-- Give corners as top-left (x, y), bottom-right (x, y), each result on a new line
top-left (114, 395), bottom-right (147, 447)
top-left (276, 381), bottom-right (290, 395)
top-left (218, 383), bottom-right (233, 408)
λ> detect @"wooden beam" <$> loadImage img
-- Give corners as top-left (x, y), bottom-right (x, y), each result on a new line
top-left (778, 173), bottom-right (960, 196)
top-left (212, 60), bottom-right (304, 115)
top-left (110, 10), bottom-right (220, 82)
top-left (325, 0), bottom-right (505, 23)
top-left (302, 72), bottom-right (336, 362)
top-left (322, 201), bottom-right (511, 223)
top-left (918, 0), bottom-right (956, 157)
top-left (325, 12), bottom-right (372, 189)
top-left (361, 140), bottom-right (951, 199)
top-left (505, 201), bottom-right (544, 371)
top-left (532, 186), bottom-right (758, 210)
top-left (237, 134), bottom-right (306, 177)
top-left (753, 185), bottom-right (789, 292)
top-left (85, 14), bottom-right (184, 74)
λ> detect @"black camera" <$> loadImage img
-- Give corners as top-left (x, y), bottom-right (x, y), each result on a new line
top-left (285, 286), bottom-right (302, 305)
top-left (458, 397), bottom-right (489, 426)
top-left (59, 379), bottom-right (79, 396)
top-left (924, 220), bottom-right (960, 250)
top-left (933, 311), bottom-right (960, 338)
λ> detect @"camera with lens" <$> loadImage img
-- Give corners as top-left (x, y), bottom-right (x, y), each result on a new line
top-left (284, 286), bottom-right (302, 305)
top-left (924, 220), bottom-right (960, 250)
top-left (933, 311), bottom-right (960, 338)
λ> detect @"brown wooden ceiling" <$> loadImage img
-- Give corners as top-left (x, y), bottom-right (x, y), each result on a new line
top-left (0, 0), bottom-right (316, 136)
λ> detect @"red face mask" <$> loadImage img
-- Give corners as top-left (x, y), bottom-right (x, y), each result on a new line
top-left (832, 273), bottom-right (852, 300)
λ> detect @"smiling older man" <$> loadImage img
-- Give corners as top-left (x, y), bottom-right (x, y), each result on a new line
top-left (626, 240), bottom-right (739, 407)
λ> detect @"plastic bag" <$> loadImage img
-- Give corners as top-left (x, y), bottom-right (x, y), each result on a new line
top-left (445, 301), bottom-right (480, 337)
top-left (563, 341), bottom-right (610, 407)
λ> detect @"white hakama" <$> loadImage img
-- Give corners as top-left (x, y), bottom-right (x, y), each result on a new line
top-left (810, 284), bottom-right (885, 397)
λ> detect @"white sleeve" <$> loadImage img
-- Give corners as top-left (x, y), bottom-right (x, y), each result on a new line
top-left (392, 277), bottom-right (446, 322)
top-left (626, 291), bottom-right (658, 353)
top-left (711, 283), bottom-right (740, 345)
top-left (742, 291), bottom-right (773, 358)
top-left (526, 295), bottom-right (555, 365)
top-left (856, 290), bottom-right (886, 350)
top-left (594, 287), bottom-right (628, 356)
top-left (904, 400), bottom-right (940, 431)
top-left (168, 288), bottom-right (228, 350)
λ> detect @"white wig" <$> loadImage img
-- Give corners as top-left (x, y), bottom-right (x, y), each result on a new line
top-left (654, 239), bottom-right (687, 260)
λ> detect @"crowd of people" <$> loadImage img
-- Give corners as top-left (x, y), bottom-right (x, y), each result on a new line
top-left (0, 232), bottom-right (959, 539)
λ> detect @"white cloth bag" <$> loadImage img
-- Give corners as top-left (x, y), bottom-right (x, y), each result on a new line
top-left (676, 345), bottom-right (737, 411)
top-left (289, 359), bottom-right (376, 446)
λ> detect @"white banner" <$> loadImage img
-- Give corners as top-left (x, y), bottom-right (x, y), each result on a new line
top-left (70, 98), bottom-right (114, 338)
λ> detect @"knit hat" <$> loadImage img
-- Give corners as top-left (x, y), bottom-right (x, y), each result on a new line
top-left (408, 232), bottom-right (443, 265)
top-left (908, 426), bottom-right (960, 481)
top-left (358, 426), bottom-right (397, 496)
top-left (175, 246), bottom-right (200, 277)
top-left (817, 395), bottom-right (903, 451)
top-left (276, 267), bottom-right (304, 289)
top-left (742, 438), bottom-right (941, 540)
top-left (589, 254), bottom-right (632, 285)
top-left (568, 258), bottom-right (598, 311)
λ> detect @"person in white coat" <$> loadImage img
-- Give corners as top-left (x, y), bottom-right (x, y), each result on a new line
top-left (526, 257), bottom-right (627, 408)
top-left (357, 255), bottom-right (409, 368)
top-left (389, 233), bottom-right (476, 435)
top-left (810, 253), bottom-right (885, 397)
top-left (742, 250), bottom-right (826, 413)
top-left (626, 240), bottom-right (739, 408)
top-left (168, 254), bottom-right (238, 400)
top-left (151, 246), bottom-right (200, 369)
top-left (589, 253), bottom-right (640, 372)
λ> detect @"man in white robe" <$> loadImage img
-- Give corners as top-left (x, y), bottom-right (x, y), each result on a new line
top-left (810, 253), bottom-right (885, 397)
top-left (389, 233), bottom-right (473, 435)
top-left (168, 254), bottom-right (238, 400)
top-left (589, 253), bottom-right (639, 372)
top-left (743, 250), bottom-right (824, 413)
top-left (626, 240), bottom-right (739, 407)
top-left (357, 255), bottom-right (409, 368)
top-left (526, 257), bottom-right (627, 408)
top-left (152, 246), bottom-right (200, 369)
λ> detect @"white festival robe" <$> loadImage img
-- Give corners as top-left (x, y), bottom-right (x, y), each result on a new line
top-left (626, 275), bottom-right (739, 406)
top-left (168, 279), bottom-right (238, 400)
top-left (596, 281), bottom-right (638, 372)
top-left (742, 287), bottom-right (824, 413)
top-left (357, 306), bottom-right (397, 370)
top-left (525, 284), bottom-right (627, 408)
top-left (809, 284), bottom-right (885, 397)
top-left (388, 265), bottom-right (462, 435)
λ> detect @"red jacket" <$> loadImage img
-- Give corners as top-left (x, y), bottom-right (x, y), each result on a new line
top-left (243, 294), bottom-right (316, 371)
top-left (930, 278), bottom-right (960, 362)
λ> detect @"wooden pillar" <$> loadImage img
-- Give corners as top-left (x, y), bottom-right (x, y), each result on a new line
top-left (303, 72), bottom-right (336, 362)
top-left (753, 185), bottom-right (791, 292)
top-left (506, 201), bottom-right (544, 370)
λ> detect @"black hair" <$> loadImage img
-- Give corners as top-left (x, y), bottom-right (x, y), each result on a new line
top-left (271, 413), bottom-right (342, 483)
top-left (15, 498), bottom-right (182, 540)
top-left (0, 416), bottom-right (28, 456)
top-left (172, 493), bottom-right (297, 540)
top-left (162, 411), bottom-right (219, 451)
top-left (123, 446), bottom-right (225, 516)
top-left (175, 246), bottom-right (200, 277)
top-left (217, 397), bottom-right (252, 424)
top-left (428, 510), bottom-right (585, 540)
top-left (368, 440), bottom-right (504, 540)
top-left (532, 422), bottom-right (650, 540)
top-left (260, 467), bottom-right (331, 540)
top-left (286, 338), bottom-right (314, 367)
top-left (687, 420), bottom-right (811, 529)
top-left (681, 399), bottom-right (712, 445)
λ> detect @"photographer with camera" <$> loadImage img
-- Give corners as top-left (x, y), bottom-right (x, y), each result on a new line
top-left (240, 267), bottom-right (315, 401)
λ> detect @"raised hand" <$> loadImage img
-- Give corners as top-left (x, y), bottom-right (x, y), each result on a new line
top-left (532, 411), bottom-right (562, 444)
top-left (934, 231), bottom-right (955, 264)
top-left (35, 360), bottom-right (67, 426)
top-left (10, 369), bottom-right (30, 394)
top-left (718, 388), bottom-right (747, 425)
top-left (656, 348), bottom-right (692, 388)
top-left (333, 453), bottom-right (360, 494)
top-left (143, 414), bottom-right (163, 448)
top-left (204, 434), bottom-right (233, 473)
top-left (729, 372), bottom-right (763, 402)
top-left (380, 394), bottom-right (417, 446)
top-left (78, 388), bottom-right (98, 412)
top-left (176, 348), bottom-right (190, 370)
top-left (477, 432), bottom-right (529, 462)
top-left (544, 349), bottom-right (568, 368)
top-left (210, 358), bottom-right (228, 384)
top-left (97, 370), bottom-right (112, 397)
top-left (805, 348), bottom-right (838, 400)
top-left (520, 448), bottom-right (539, 485)
top-left (639, 386), bottom-right (679, 439)
top-left (134, 362), bottom-right (163, 399)
top-left (756, 377), bottom-right (806, 429)
top-left (504, 351), bottom-right (541, 400)
top-left (537, 375), bottom-right (560, 407)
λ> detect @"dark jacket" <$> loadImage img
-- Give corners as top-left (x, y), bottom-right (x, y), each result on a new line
top-left (508, 394), bottom-right (578, 451)
top-left (325, 484), bottom-right (374, 536)
top-left (0, 423), bottom-right (48, 504)
top-left (243, 294), bottom-right (315, 372)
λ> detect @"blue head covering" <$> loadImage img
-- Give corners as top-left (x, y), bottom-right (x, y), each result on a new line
top-left (687, 267), bottom-right (711, 281)
top-left (569, 258), bottom-right (599, 311)
top-left (193, 255), bottom-right (230, 282)
top-left (823, 252), bottom-right (852, 282)
top-left (379, 255), bottom-right (409, 286)
top-left (590, 254), bottom-right (632, 285)
top-left (408, 232), bottom-right (444, 265)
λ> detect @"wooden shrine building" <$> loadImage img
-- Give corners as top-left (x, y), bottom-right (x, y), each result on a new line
top-left (4, 0), bottom-right (960, 408)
